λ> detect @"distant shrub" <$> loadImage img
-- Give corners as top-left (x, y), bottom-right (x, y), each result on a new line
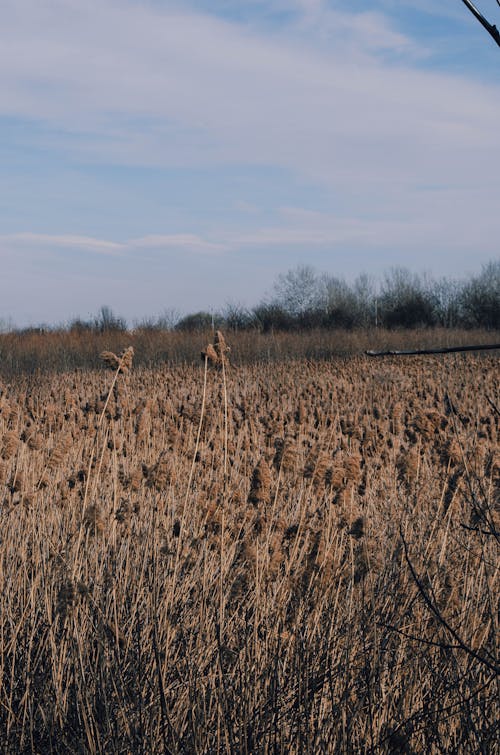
top-left (459, 261), bottom-right (500, 330)
top-left (176, 311), bottom-right (221, 332)
top-left (94, 306), bottom-right (127, 333)
top-left (69, 318), bottom-right (95, 334)
top-left (221, 303), bottom-right (256, 331)
top-left (252, 304), bottom-right (296, 332)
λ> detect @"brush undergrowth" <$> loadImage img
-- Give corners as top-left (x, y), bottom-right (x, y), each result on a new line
top-left (0, 345), bottom-right (498, 753)
top-left (0, 327), bottom-right (497, 377)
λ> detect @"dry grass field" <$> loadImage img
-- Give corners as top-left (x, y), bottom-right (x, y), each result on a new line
top-left (0, 326), bottom-right (496, 377)
top-left (0, 334), bottom-right (498, 753)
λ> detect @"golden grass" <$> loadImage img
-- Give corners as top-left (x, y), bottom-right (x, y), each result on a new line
top-left (1, 326), bottom-right (497, 377)
top-left (0, 346), bottom-right (498, 752)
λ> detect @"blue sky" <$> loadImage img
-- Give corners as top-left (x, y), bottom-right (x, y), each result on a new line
top-left (1, 0), bottom-right (499, 327)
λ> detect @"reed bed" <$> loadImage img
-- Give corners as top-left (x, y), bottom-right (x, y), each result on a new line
top-left (0, 327), bottom-right (497, 377)
top-left (0, 346), bottom-right (498, 753)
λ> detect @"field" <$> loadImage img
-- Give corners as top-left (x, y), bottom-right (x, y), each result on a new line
top-left (0, 333), bottom-right (498, 753)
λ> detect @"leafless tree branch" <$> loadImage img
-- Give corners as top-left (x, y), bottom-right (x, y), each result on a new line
top-left (461, 0), bottom-right (500, 46)
top-left (400, 527), bottom-right (499, 675)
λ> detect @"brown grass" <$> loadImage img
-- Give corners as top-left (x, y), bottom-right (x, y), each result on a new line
top-left (0, 326), bottom-right (497, 377)
top-left (0, 344), bottom-right (498, 752)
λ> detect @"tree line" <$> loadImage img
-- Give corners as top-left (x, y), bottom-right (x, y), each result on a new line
top-left (174, 261), bottom-right (499, 332)
top-left (9, 260), bottom-right (499, 336)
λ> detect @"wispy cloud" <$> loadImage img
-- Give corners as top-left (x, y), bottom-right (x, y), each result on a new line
top-left (3, 233), bottom-right (124, 254)
top-left (1, 1), bottom-right (499, 326)
top-left (290, 2), bottom-right (426, 58)
top-left (129, 234), bottom-right (228, 254)
top-left (3, 0), bottom-right (497, 187)
top-left (6, 190), bottom-right (499, 264)
top-left (1, 232), bottom-right (227, 257)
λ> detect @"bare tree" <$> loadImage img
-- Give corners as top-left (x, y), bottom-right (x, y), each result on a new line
top-left (461, 0), bottom-right (500, 47)
top-left (271, 265), bottom-right (322, 318)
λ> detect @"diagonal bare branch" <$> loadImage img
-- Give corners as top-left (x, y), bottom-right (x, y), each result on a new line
top-left (400, 527), bottom-right (500, 675)
top-left (461, 0), bottom-right (500, 47)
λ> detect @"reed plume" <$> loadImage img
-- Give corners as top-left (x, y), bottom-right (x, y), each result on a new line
top-left (248, 458), bottom-right (272, 505)
top-left (214, 330), bottom-right (230, 363)
top-left (83, 504), bottom-right (105, 535)
top-left (1, 430), bottom-right (18, 460)
top-left (201, 331), bottom-right (230, 368)
top-left (47, 434), bottom-right (72, 470)
top-left (201, 343), bottom-right (219, 365)
top-left (101, 346), bottom-right (134, 373)
top-left (273, 435), bottom-right (297, 473)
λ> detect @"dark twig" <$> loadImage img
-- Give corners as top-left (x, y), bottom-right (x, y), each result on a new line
top-left (400, 527), bottom-right (499, 676)
top-left (485, 395), bottom-right (500, 417)
top-left (461, 523), bottom-right (500, 537)
top-left (445, 391), bottom-right (500, 544)
top-left (378, 622), bottom-right (463, 651)
top-left (461, 0), bottom-right (500, 46)
top-left (376, 674), bottom-right (498, 750)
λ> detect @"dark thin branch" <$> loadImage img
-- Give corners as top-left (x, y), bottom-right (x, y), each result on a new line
top-left (400, 527), bottom-right (499, 675)
top-left (376, 674), bottom-right (498, 750)
top-left (365, 343), bottom-right (500, 357)
top-left (378, 622), bottom-right (463, 650)
top-left (485, 395), bottom-right (500, 417)
top-left (461, 0), bottom-right (500, 47)
top-left (445, 391), bottom-right (500, 544)
top-left (460, 523), bottom-right (500, 537)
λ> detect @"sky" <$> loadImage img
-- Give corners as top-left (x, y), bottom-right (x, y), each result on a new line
top-left (1, 0), bottom-right (499, 328)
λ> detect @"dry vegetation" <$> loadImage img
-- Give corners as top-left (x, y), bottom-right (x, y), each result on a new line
top-left (0, 336), bottom-right (498, 753)
top-left (0, 326), bottom-right (497, 378)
